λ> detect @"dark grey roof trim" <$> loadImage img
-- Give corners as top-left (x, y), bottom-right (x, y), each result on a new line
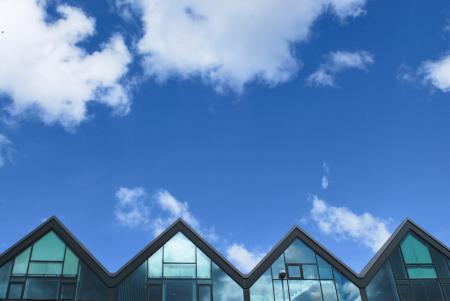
top-left (0, 217), bottom-right (448, 289)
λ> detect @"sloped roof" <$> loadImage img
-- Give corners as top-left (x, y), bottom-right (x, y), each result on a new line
top-left (0, 216), bottom-right (448, 289)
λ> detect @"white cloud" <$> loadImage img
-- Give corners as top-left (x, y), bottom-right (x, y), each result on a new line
top-left (308, 50), bottom-right (374, 87)
top-left (114, 187), bottom-right (150, 228)
top-left (421, 54), bottom-right (450, 92)
top-left (0, 135), bottom-right (14, 167)
top-left (124, 0), bottom-right (367, 92)
top-left (321, 176), bottom-right (329, 190)
top-left (310, 196), bottom-right (391, 252)
top-left (226, 243), bottom-right (265, 274)
top-left (321, 162), bottom-right (330, 189)
top-left (0, 0), bottom-right (131, 128)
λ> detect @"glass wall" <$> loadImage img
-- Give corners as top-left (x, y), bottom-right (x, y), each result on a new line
top-left (250, 239), bottom-right (361, 301)
top-left (0, 231), bottom-right (108, 301)
top-left (117, 232), bottom-right (243, 301)
top-left (367, 232), bottom-right (450, 301)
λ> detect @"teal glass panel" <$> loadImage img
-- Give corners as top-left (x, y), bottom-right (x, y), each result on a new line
top-left (271, 255), bottom-right (286, 279)
top-left (24, 278), bottom-right (59, 300)
top-left (442, 284), bottom-right (450, 301)
top-left (430, 248), bottom-right (450, 279)
top-left (28, 262), bottom-right (63, 275)
top-left (321, 281), bottom-right (338, 301)
top-left (288, 280), bottom-right (322, 301)
top-left (288, 265), bottom-right (301, 278)
top-left (0, 262), bottom-right (12, 299)
top-left (61, 283), bottom-right (76, 300)
top-left (165, 280), bottom-right (195, 301)
top-left (407, 267), bottom-right (437, 279)
top-left (164, 263), bottom-right (196, 278)
top-left (31, 231), bottom-right (66, 261)
top-left (63, 248), bottom-right (79, 276)
top-left (8, 283), bottom-right (24, 299)
top-left (285, 240), bottom-right (316, 264)
top-left (12, 247), bottom-right (31, 275)
top-left (303, 265), bottom-right (319, 279)
top-left (366, 262), bottom-right (399, 301)
top-left (400, 234), bottom-right (432, 264)
top-left (212, 263), bottom-right (243, 301)
top-left (148, 248), bottom-right (163, 278)
top-left (163, 233), bottom-right (196, 263)
top-left (197, 249), bottom-right (211, 279)
top-left (411, 281), bottom-right (445, 301)
top-left (317, 256), bottom-right (333, 280)
top-left (334, 270), bottom-right (361, 301)
top-left (198, 285), bottom-right (212, 301)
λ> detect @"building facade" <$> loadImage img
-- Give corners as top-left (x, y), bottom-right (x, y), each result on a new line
top-left (0, 217), bottom-right (448, 301)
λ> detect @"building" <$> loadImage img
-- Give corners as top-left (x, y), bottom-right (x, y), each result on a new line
top-left (0, 217), bottom-right (448, 301)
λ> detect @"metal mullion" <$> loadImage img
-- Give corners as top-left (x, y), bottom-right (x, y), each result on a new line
top-left (331, 268), bottom-right (340, 301)
top-left (282, 253), bottom-right (290, 301)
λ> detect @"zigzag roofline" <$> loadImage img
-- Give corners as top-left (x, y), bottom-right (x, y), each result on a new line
top-left (0, 216), bottom-right (448, 289)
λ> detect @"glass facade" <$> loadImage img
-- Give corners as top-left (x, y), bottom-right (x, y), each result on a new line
top-left (250, 239), bottom-right (361, 301)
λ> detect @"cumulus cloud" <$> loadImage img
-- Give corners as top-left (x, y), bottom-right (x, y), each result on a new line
top-left (0, 134), bottom-right (14, 167)
top-left (310, 196), bottom-right (391, 252)
top-left (123, 0), bottom-right (368, 92)
top-left (226, 243), bottom-right (265, 274)
top-left (114, 187), bottom-right (150, 228)
top-left (421, 54), bottom-right (450, 92)
top-left (0, 0), bottom-right (131, 128)
top-left (308, 50), bottom-right (374, 87)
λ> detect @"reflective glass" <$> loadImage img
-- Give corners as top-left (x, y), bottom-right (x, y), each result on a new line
top-left (317, 256), bottom-right (333, 280)
top-left (400, 234), bottom-right (432, 264)
top-left (12, 247), bottom-right (31, 275)
top-left (0, 261), bottom-right (12, 299)
top-left (63, 248), bottom-right (79, 276)
top-left (24, 278), bottom-right (59, 300)
top-left (61, 284), bottom-right (76, 300)
top-left (198, 285), bottom-right (212, 301)
top-left (334, 270), bottom-right (361, 301)
top-left (397, 284), bottom-right (414, 301)
top-left (273, 280), bottom-right (288, 301)
top-left (303, 265), bottom-right (319, 279)
top-left (411, 280), bottom-right (444, 301)
top-left (164, 264), bottom-right (196, 278)
top-left (430, 248), bottom-right (450, 279)
top-left (212, 263), bottom-right (243, 301)
top-left (165, 280), bottom-right (195, 301)
top-left (250, 270), bottom-right (274, 301)
top-left (390, 248), bottom-right (408, 279)
top-left (321, 281), bottom-right (338, 301)
top-left (31, 231), bottom-right (66, 261)
top-left (196, 249), bottom-right (211, 279)
top-left (288, 280), bottom-right (322, 301)
top-left (285, 240), bottom-right (316, 264)
top-left (148, 284), bottom-right (163, 301)
top-left (272, 255), bottom-right (286, 279)
top-left (288, 265), bottom-right (301, 279)
top-left (28, 262), bottom-right (63, 275)
top-left (76, 263), bottom-right (108, 301)
top-left (366, 262), bottom-right (399, 301)
top-left (148, 249), bottom-right (163, 278)
top-left (163, 233), bottom-right (196, 263)
top-left (442, 285), bottom-right (450, 301)
top-left (406, 267), bottom-right (437, 279)
top-left (8, 283), bottom-right (23, 300)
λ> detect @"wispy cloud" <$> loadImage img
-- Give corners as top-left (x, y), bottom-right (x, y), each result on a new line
top-left (114, 187), bottom-right (150, 228)
top-left (321, 162), bottom-right (330, 189)
top-left (307, 50), bottom-right (374, 87)
top-left (226, 244), bottom-right (265, 274)
top-left (420, 54), bottom-right (450, 92)
top-left (0, 134), bottom-right (14, 167)
top-left (310, 196), bottom-right (391, 252)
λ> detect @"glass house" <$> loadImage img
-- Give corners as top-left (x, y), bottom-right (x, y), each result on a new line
top-left (0, 217), bottom-right (448, 301)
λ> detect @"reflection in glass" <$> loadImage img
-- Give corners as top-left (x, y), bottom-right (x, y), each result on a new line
top-left (63, 248), bottom-right (79, 276)
top-left (7, 283), bottom-right (23, 300)
top-left (0, 262), bottom-right (12, 299)
top-left (31, 232), bottom-right (66, 261)
top-left (61, 283), bottom-right (76, 300)
top-left (366, 262), bottom-right (399, 301)
top-left (406, 267), bottom-right (437, 279)
top-left (317, 256), bottom-right (333, 280)
top-left (164, 233), bottom-right (196, 263)
top-left (196, 249), bottom-right (211, 279)
top-left (285, 240), bottom-right (316, 264)
top-left (410, 280), bottom-right (444, 301)
top-left (287, 265), bottom-right (301, 279)
top-left (271, 255), bottom-right (285, 280)
top-left (212, 263), bottom-right (243, 301)
top-left (321, 281), bottom-right (338, 301)
top-left (165, 280), bottom-right (195, 301)
top-left (28, 262), bottom-right (63, 275)
top-left (164, 264), bottom-right (196, 278)
top-left (303, 265), bottom-right (319, 279)
top-left (288, 280), bottom-right (322, 301)
top-left (148, 249), bottom-right (163, 278)
top-left (334, 270), bottom-right (361, 301)
top-left (198, 285), bottom-right (212, 301)
top-left (24, 278), bottom-right (59, 300)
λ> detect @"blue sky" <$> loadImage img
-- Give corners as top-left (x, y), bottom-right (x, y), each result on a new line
top-left (0, 0), bottom-right (450, 274)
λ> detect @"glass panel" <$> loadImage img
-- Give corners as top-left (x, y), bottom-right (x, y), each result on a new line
top-left (390, 247), bottom-right (408, 279)
top-left (24, 278), bottom-right (59, 300)
top-left (303, 265), bottom-right (319, 279)
top-left (430, 248), bottom-right (450, 279)
top-left (8, 283), bottom-right (23, 300)
top-left (411, 280), bottom-right (444, 301)
top-left (165, 280), bottom-right (195, 301)
top-left (148, 284), bottom-right (162, 301)
top-left (61, 284), bottom-right (76, 300)
top-left (163, 233), bottom-right (196, 263)
top-left (164, 264), bottom-right (196, 278)
top-left (12, 247), bottom-right (31, 275)
top-left (273, 280), bottom-right (286, 301)
top-left (407, 267), bottom-right (437, 279)
top-left (397, 284), bottom-right (414, 301)
top-left (288, 265), bottom-right (301, 279)
top-left (196, 249), bottom-right (211, 279)
top-left (288, 280), bottom-right (322, 301)
top-left (401, 234), bottom-right (432, 264)
top-left (198, 285), bottom-right (212, 301)
top-left (212, 263), bottom-right (243, 301)
top-left (31, 231), bottom-right (66, 261)
top-left (321, 280), bottom-right (338, 301)
top-left (28, 262), bottom-right (63, 275)
top-left (442, 285), bottom-right (450, 301)
top-left (0, 261), bottom-right (12, 299)
top-left (366, 262), bottom-right (399, 301)
top-left (76, 263), bottom-right (108, 301)
top-left (317, 256), bottom-right (333, 280)
top-left (63, 248), bottom-right (79, 276)
top-left (272, 255), bottom-right (286, 279)
top-left (284, 240), bottom-right (316, 264)
top-left (148, 249), bottom-right (163, 278)
top-left (334, 270), bottom-right (361, 301)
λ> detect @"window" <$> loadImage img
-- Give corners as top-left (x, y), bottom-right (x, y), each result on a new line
top-left (400, 234), bottom-right (437, 280)
top-left (366, 262), bottom-right (399, 301)
top-left (287, 265), bottom-right (301, 279)
top-left (165, 280), bottom-right (195, 301)
top-left (23, 278), bottom-right (59, 300)
top-left (148, 284), bottom-right (162, 301)
top-left (302, 265), bottom-right (319, 279)
top-left (288, 280), bottom-right (322, 301)
top-left (60, 283), bottom-right (76, 301)
top-left (285, 240), bottom-right (316, 264)
top-left (7, 282), bottom-right (24, 300)
top-left (198, 285), bottom-right (212, 301)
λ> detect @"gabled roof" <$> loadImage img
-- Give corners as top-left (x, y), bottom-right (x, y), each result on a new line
top-left (0, 216), bottom-right (448, 289)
